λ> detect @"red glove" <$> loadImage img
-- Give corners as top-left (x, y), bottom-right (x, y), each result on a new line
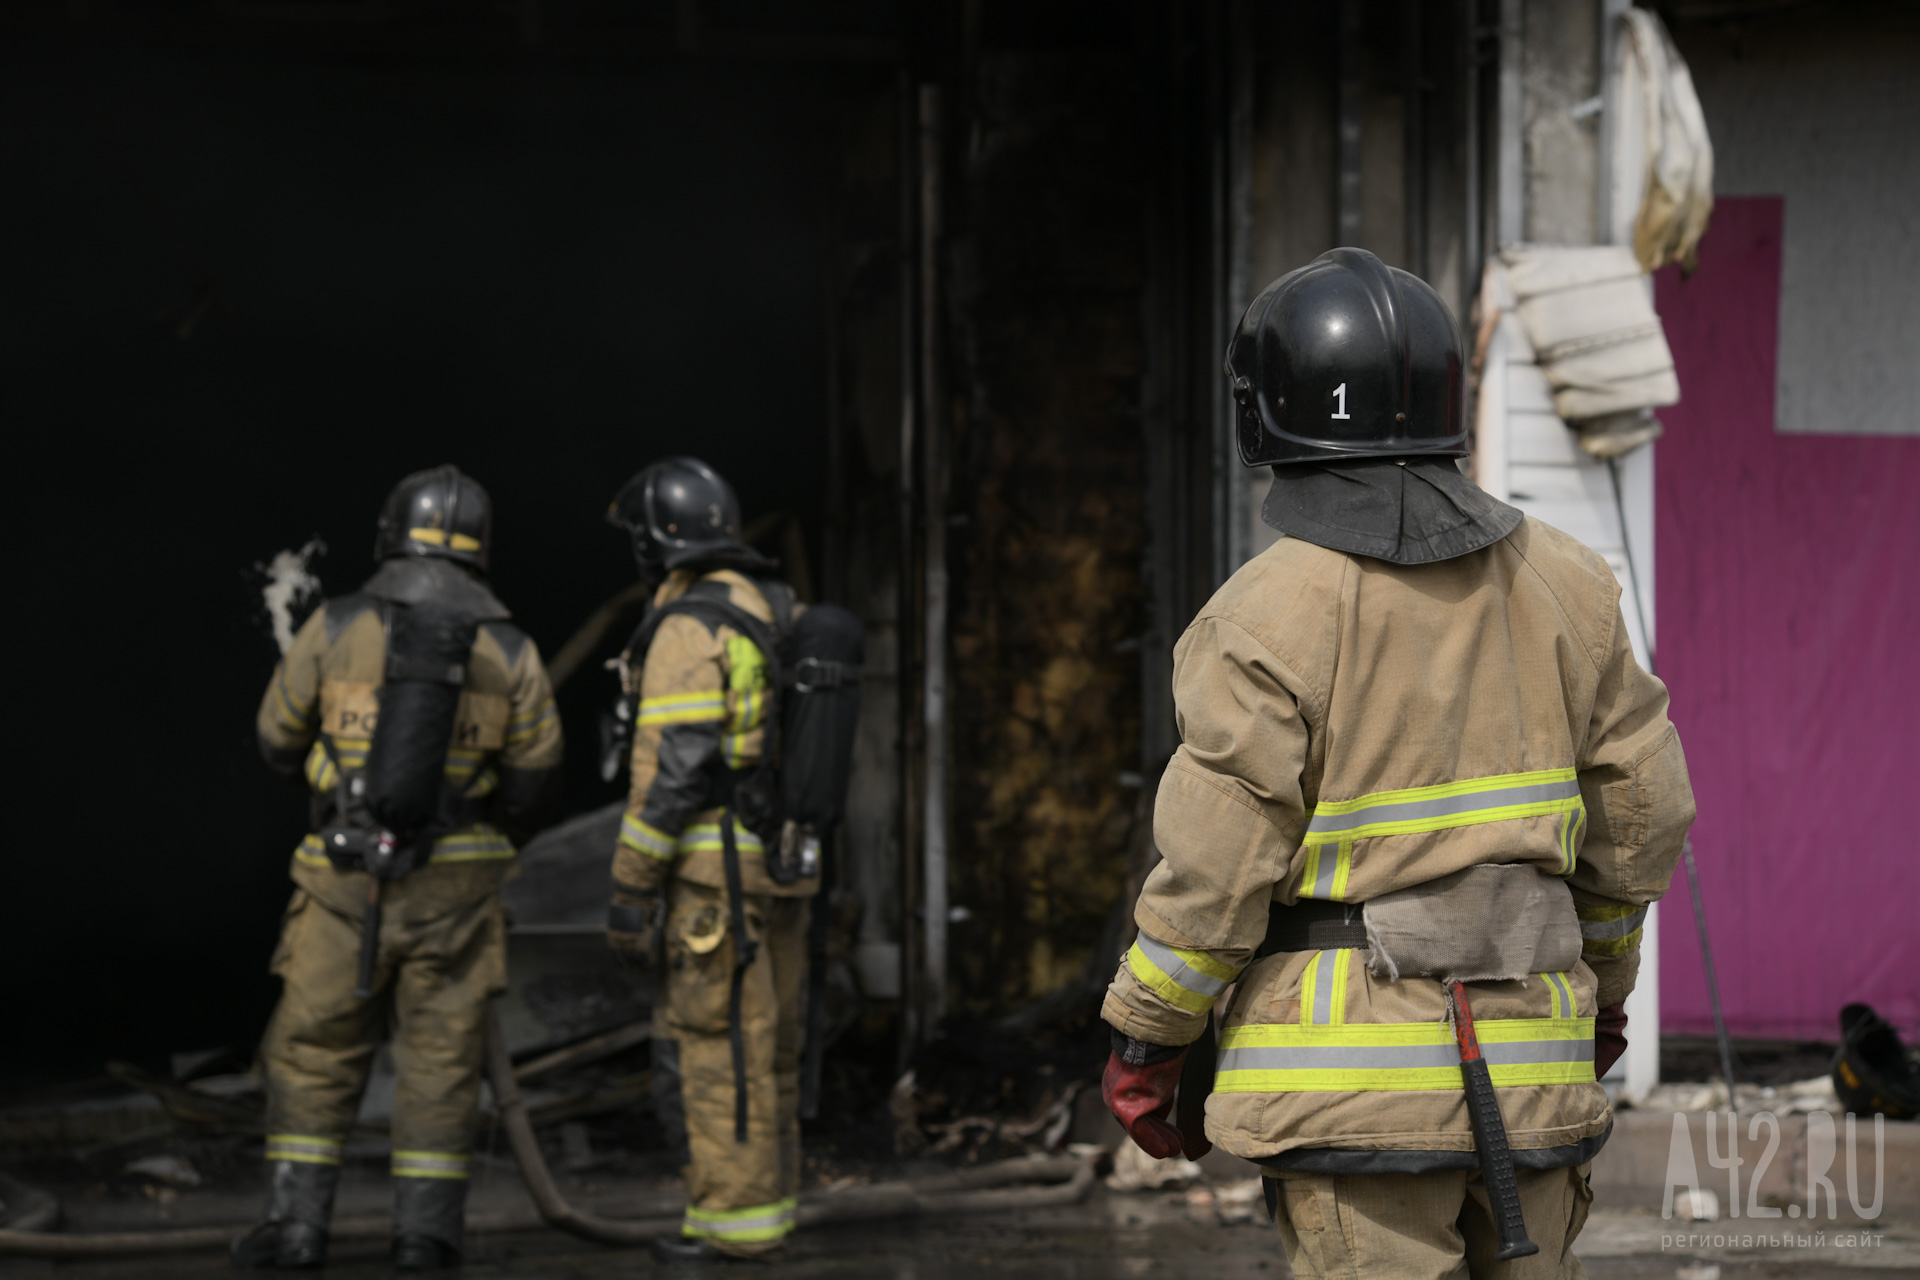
top-left (1102, 1040), bottom-right (1189, 1161)
top-left (1594, 1002), bottom-right (1629, 1078)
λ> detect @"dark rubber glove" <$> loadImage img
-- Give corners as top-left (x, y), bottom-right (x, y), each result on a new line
top-left (1594, 1002), bottom-right (1629, 1078)
top-left (606, 892), bottom-right (664, 971)
top-left (1102, 1033), bottom-right (1189, 1160)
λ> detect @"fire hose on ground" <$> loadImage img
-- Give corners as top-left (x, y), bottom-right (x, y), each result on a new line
top-left (0, 1006), bottom-right (1096, 1258)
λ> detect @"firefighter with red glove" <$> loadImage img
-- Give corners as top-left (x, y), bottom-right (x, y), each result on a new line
top-left (1102, 249), bottom-right (1692, 1278)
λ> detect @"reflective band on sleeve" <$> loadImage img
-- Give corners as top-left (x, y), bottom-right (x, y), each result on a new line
top-left (304, 743), bottom-right (339, 794)
top-left (676, 821), bottom-right (765, 855)
top-left (1300, 949), bottom-right (1352, 1027)
top-left (392, 1150), bottom-right (470, 1180)
top-left (266, 1133), bottom-right (343, 1165)
top-left (1305, 769), bottom-right (1583, 842)
top-left (1215, 1016), bottom-right (1596, 1093)
top-left (329, 737), bottom-right (370, 770)
top-left (274, 672), bottom-right (315, 730)
top-left (428, 830), bottom-right (515, 863)
top-left (294, 832), bottom-right (331, 867)
top-left (1127, 935), bottom-right (1243, 1015)
top-left (620, 814), bottom-right (678, 859)
top-left (637, 692), bottom-right (728, 726)
top-left (682, 1197), bottom-right (798, 1245)
top-left (506, 699), bottom-right (558, 745)
top-left (1576, 902), bottom-right (1648, 957)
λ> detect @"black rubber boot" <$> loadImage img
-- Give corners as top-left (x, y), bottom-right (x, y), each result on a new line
top-left (392, 1176), bottom-right (467, 1271)
top-left (650, 1235), bottom-right (755, 1264)
top-left (229, 1161), bottom-right (337, 1269)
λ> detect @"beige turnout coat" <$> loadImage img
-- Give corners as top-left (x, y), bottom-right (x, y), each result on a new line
top-left (1104, 515), bottom-right (1694, 1162)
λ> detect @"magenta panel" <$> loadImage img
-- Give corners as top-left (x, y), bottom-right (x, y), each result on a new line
top-left (1653, 195), bottom-right (1920, 1042)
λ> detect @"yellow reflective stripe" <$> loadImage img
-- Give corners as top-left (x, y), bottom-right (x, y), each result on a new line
top-left (1127, 937), bottom-right (1241, 1015)
top-left (619, 814), bottom-right (677, 859)
top-left (1543, 971), bottom-right (1578, 1020)
top-left (1559, 805), bottom-right (1587, 875)
top-left (1215, 1016), bottom-right (1597, 1093)
top-left (329, 737), bottom-right (370, 768)
top-left (304, 744), bottom-right (338, 792)
top-left (682, 1197), bottom-right (798, 1243)
top-left (274, 672), bottom-right (314, 728)
top-left (294, 833), bottom-right (331, 866)
top-left (723, 635), bottom-right (770, 735)
top-left (721, 731), bottom-right (757, 769)
top-left (1299, 950), bottom-right (1353, 1026)
top-left (1304, 768), bottom-right (1583, 844)
top-left (266, 1133), bottom-right (343, 1165)
top-left (638, 691), bottom-right (727, 726)
top-left (428, 831), bottom-right (515, 863)
top-left (1576, 902), bottom-right (1647, 957)
top-left (676, 821), bottom-right (765, 854)
top-left (407, 527), bottom-right (482, 552)
top-left (392, 1149), bottom-right (469, 1180)
top-left (507, 700), bottom-right (558, 744)
top-left (1298, 841), bottom-right (1354, 901)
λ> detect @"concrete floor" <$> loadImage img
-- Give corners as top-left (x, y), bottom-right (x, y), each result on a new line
top-left (5, 1190), bottom-right (1915, 1279)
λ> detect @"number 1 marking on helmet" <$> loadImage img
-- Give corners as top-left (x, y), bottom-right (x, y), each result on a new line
top-left (1331, 384), bottom-right (1351, 420)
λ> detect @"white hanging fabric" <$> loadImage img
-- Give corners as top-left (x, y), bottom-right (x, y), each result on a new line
top-left (1612, 7), bottom-right (1715, 273)
top-left (1496, 245), bottom-right (1679, 436)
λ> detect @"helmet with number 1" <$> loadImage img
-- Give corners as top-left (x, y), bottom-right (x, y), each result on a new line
top-left (1226, 247), bottom-right (1467, 467)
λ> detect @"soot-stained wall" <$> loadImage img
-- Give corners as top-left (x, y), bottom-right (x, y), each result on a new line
top-left (0, 33), bottom-right (838, 1083)
top-left (945, 18), bottom-right (1149, 1013)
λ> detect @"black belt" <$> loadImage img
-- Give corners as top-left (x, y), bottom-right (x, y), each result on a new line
top-left (1258, 900), bottom-right (1368, 956)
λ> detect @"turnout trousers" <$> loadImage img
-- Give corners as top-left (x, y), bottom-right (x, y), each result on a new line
top-left (259, 885), bottom-right (507, 1193)
top-left (662, 879), bottom-right (809, 1257)
top-left (1269, 1164), bottom-right (1594, 1280)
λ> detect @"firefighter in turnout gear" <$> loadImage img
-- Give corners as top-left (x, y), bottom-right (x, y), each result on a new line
top-left (239, 466), bottom-right (562, 1271)
top-left (603, 457), bottom-right (816, 1263)
top-left (1102, 250), bottom-right (1694, 1279)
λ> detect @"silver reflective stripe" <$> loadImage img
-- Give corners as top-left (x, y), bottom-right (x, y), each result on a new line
top-left (1310, 848), bottom-right (1338, 898)
top-left (1310, 952), bottom-right (1340, 1026)
top-left (1217, 1037), bottom-right (1593, 1074)
top-left (1579, 907), bottom-right (1648, 940)
top-left (1307, 777), bottom-right (1581, 835)
top-left (1219, 1042), bottom-right (1463, 1072)
top-left (685, 1204), bottom-right (797, 1238)
top-left (1135, 934), bottom-right (1233, 999)
top-left (1547, 971), bottom-right (1576, 1019)
top-left (1485, 1037), bottom-right (1593, 1066)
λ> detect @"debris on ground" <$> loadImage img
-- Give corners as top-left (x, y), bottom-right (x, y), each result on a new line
top-left (1626, 1074), bottom-right (1841, 1116)
top-left (1104, 1140), bottom-right (1201, 1192)
top-left (1183, 1178), bottom-right (1266, 1225)
top-left (121, 1156), bottom-right (201, 1190)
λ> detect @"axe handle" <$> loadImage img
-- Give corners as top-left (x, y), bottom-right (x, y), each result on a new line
top-left (1449, 980), bottom-right (1539, 1263)
top-left (353, 878), bottom-right (384, 1001)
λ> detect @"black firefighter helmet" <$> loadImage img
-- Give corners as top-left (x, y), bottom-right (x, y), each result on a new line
top-left (607, 456), bottom-right (761, 579)
top-left (1227, 246), bottom-right (1467, 467)
top-left (1833, 1003), bottom-right (1920, 1121)
top-left (373, 464), bottom-right (493, 573)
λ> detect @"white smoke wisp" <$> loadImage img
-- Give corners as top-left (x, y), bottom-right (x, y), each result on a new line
top-left (260, 539), bottom-right (327, 655)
